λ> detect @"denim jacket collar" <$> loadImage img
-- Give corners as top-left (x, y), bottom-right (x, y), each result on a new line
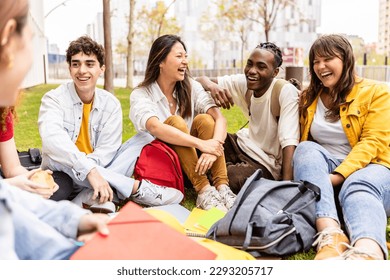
top-left (68, 82), bottom-right (101, 110)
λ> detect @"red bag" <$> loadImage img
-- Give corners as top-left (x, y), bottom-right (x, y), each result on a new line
top-left (134, 139), bottom-right (185, 195)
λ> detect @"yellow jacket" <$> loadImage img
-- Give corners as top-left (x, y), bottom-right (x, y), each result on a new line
top-left (300, 78), bottom-right (390, 179)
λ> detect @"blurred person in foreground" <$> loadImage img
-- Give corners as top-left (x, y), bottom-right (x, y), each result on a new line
top-left (0, 0), bottom-right (109, 260)
top-left (0, 105), bottom-right (58, 198)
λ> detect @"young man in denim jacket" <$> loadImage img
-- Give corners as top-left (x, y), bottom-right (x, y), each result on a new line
top-left (38, 36), bottom-right (183, 213)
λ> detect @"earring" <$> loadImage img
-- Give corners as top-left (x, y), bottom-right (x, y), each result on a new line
top-left (7, 54), bottom-right (14, 69)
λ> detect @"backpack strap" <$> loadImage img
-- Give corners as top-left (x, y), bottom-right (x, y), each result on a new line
top-left (270, 79), bottom-right (289, 120)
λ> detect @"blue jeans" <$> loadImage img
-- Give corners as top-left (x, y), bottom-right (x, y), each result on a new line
top-left (293, 141), bottom-right (390, 258)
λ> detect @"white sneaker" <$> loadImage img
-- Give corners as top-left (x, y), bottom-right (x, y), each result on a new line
top-left (218, 185), bottom-right (236, 210)
top-left (131, 180), bottom-right (184, 207)
top-left (196, 186), bottom-right (227, 212)
top-left (72, 188), bottom-right (116, 214)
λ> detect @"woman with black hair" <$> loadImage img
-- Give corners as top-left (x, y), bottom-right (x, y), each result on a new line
top-left (130, 34), bottom-right (236, 211)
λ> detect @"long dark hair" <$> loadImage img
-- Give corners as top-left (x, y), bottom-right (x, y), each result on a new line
top-left (138, 34), bottom-right (192, 118)
top-left (300, 34), bottom-right (356, 121)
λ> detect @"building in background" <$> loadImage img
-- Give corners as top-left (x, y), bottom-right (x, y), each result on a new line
top-left (38, 0), bottom-right (389, 84)
top-left (23, 0), bottom-right (47, 88)
top-left (378, 0), bottom-right (390, 62)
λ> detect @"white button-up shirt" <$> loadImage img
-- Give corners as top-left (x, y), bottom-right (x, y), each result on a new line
top-left (130, 79), bottom-right (216, 132)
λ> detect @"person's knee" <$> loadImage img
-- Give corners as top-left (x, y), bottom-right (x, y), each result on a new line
top-left (339, 173), bottom-right (377, 203)
top-left (164, 115), bottom-right (188, 133)
top-left (193, 114), bottom-right (214, 129)
top-left (293, 141), bottom-right (322, 164)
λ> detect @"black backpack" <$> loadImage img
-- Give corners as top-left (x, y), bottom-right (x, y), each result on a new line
top-left (206, 169), bottom-right (320, 257)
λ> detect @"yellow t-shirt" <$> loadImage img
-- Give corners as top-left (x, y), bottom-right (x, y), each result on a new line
top-left (75, 103), bottom-right (93, 154)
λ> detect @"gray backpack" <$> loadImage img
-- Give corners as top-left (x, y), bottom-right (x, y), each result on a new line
top-left (206, 169), bottom-right (320, 257)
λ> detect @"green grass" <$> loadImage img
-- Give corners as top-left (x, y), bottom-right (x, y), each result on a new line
top-left (15, 84), bottom-right (246, 149)
top-left (14, 84), bottom-right (389, 260)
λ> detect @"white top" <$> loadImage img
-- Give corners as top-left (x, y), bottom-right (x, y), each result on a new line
top-left (217, 74), bottom-right (300, 180)
top-left (310, 97), bottom-right (351, 159)
top-left (130, 79), bottom-right (216, 132)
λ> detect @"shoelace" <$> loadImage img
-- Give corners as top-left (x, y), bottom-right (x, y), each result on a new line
top-left (312, 227), bottom-right (345, 250)
top-left (218, 186), bottom-right (236, 199)
top-left (136, 182), bottom-right (159, 198)
top-left (200, 188), bottom-right (224, 207)
top-left (340, 243), bottom-right (383, 260)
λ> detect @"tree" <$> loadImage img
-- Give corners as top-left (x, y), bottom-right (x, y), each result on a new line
top-left (135, 1), bottom-right (181, 47)
top-left (223, 0), bottom-right (253, 70)
top-left (199, 0), bottom-right (231, 73)
top-left (244, 0), bottom-right (302, 42)
top-left (126, 0), bottom-right (136, 89)
top-left (156, 0), bottom-right (177, 38)
top-left (103, 0), bottom-right (114, 93)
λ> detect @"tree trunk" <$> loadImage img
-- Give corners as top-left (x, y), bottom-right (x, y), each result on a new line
top-left (240, 40), bottom-right (244, 71)
top-left (103, 0), bottom-right (114, 93)
top-left (157, 0), bottom-right (177, 38)
top-left (126, 0), bottom-right (135, 89)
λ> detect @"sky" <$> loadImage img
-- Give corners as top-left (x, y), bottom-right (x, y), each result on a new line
top-left (43, 0), bottom-right (380, 53)
top-left (43, 0), bottom-right (103, 53)
top-left (316, 0), bottom-right (379, 43)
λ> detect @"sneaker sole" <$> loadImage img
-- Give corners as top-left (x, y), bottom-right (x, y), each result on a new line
top-left (89, 203), bottom-right (116, 214)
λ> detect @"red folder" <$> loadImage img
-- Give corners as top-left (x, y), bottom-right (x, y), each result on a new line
top-left (70, 202), bottom-right (216, 260)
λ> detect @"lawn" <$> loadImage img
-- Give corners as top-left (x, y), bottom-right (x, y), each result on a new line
top-left (15, 84), bottom-right (248, 150)
top-left (14, 84), bottom-right (390, 260)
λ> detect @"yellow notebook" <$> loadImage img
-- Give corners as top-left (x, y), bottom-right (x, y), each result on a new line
top-left (184, 207), bottom-right (226, 237)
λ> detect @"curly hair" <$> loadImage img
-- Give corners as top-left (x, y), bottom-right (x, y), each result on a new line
top-left (66, 36), bottom-right (105, 67)
top-left (300, 34), bottom-right (356, 122)
top-left (0, 107), bottom-right (16, 132)
top-left (256, 42), bottom-right (283, 68)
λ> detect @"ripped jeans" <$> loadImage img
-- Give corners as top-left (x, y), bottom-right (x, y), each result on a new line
top-left (293, 141), bottom-right (390, 258)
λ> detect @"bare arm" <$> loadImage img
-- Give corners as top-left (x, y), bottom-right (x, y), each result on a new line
top-left (195, 107), bottom-right (227, 175)
top-left (196, 76), bottom-right (234, 109)
top-left (329, 172), bottom-right (345, 187)
top-left (0, 138), bottom-right (59, 198)
top-left (0, 137), bottom-right (28, 178)
top-left (207, 106), bottom-right (227, 143)
top-left (281, 145), bottom-right (295, 180)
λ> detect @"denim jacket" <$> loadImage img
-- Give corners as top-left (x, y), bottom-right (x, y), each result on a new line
top-left (38, 82), bottom-right (122, 181)
top-left (0, 180), bottom-right (90, 259)
top-left (300, 78), bottom-right (390, 178)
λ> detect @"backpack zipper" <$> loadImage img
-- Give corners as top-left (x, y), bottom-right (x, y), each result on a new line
top-left (233, 227), bottom-right (296, 250)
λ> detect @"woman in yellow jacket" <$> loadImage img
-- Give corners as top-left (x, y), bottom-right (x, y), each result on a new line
top-left (293, 34), bottom-right (390, 260)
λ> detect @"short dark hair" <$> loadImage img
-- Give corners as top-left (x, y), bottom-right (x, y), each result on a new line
top-left (66, 36), bottom-right (105, 67)
top-left (256, 42), bottom-right (283, 68)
